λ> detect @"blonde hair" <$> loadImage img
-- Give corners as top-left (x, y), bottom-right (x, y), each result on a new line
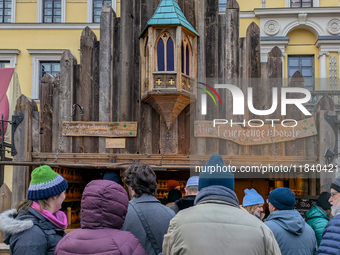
top-left (16, 199), bottom-right (50, 212)
top-left (243, 204), bottom-right (259, 215)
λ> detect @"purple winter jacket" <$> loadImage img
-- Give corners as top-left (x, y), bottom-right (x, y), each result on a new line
top-left (54, 180), bottom-right (146, 255)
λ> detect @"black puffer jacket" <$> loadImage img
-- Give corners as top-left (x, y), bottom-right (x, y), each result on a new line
top-left (0, 208), bottom-right (65, 255)
top-left (170, 195), bottom-right (196, 213)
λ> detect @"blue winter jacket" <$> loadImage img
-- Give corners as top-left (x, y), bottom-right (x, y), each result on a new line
top-left (317, 214), bottom-right (340, 255)
top-left (265, 210), bottom-right (317, 255)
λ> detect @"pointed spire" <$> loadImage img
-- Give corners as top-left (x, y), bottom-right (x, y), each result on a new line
top-left (140, 0), bottom-right (199, 37)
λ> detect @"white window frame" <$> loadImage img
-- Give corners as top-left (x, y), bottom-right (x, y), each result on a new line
top-left (87, 0), bottom-right (116, 23)
top-left (28, 49), bottom-right (65, 99)
top-left (0, 49), bottom-right (20, 67)
top-left (285, 0), bottom-right (319, 7)
top-left (37, 0), bottom-right (66, 23)
top-left (11, 0), bottom-right (16, 22)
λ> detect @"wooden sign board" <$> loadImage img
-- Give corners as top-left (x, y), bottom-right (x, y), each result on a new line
top-left (194, 117), bottom-right (317, 145)
top-left (62, 121), bottom-right (137, 137)
top-left (106, 138), bottom-right (126, 148)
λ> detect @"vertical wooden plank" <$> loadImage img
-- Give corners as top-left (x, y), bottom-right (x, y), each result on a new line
top-left (315, 97), bottom-right (335, 192)
top-left (264, 47), bottom-right (283, 158)
top-left (52, 76), bottom-right (60, 153)
top-left (0, 183), bottom-right (11, 241)
top-left (12, 95), bottom-right (37, 207)
top-left (177, 105), bottom-right (187, 155)
top-left (152, 108), bottom-right (161, 154)
top-left (39, 74), bottom-right (54, 152)
top-left (204, 0), bottom-right (219, 155)
top-left (132, 0), bottom-right (141, 154)
top-left (222, 0), bottom-right (240, 156)
top-left (178, 0), bottom-right (195, 30)
top-left (119, 0), bottom-right (134, 154)
top-left (59, 50), bottom-right (77, 153)
top-left (79, 27), bottom-right (99, 153)
top-left (246, 22), bottom-right (261, 156)
top-left (99, 4), bottom-right (114, 153)
top-left (32, 112), bottom-right (39, 153)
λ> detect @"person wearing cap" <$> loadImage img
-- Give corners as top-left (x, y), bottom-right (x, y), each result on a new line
top-left (264, 187), bottom-right (317, 255)
top-left (162, 154), bottom-right (281, 255)
top-left (0, 165), bottom-right (68, 255)
top-left (317, 177), bottom-right (340, 254)
top-left (242, 188), bottom-right (264, 219)
top-left (306, 192), bottom-right (332, 247)
top-left (103, 171), bottom-right (123, 186)
top-left (170, 176), bottom-right (199, 213)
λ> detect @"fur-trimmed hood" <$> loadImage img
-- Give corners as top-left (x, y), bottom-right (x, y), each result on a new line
top-left (0, 209), bottom-right (33, 236)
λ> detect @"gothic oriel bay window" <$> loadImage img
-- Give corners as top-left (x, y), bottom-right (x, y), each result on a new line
top-left (157, 32), bottom-right (175, 72)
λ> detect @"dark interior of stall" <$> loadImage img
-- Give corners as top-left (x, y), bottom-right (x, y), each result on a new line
top-left (25, 167), bottom-right (319, 230)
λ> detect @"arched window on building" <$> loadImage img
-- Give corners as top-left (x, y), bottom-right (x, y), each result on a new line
top-left (181, 37), bottom-right (192, 76)
top-left (156, 32), bottom-right (175, 71)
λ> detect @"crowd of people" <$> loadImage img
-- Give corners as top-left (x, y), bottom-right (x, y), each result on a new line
top-left (0, 154), bottom-right (340, 255)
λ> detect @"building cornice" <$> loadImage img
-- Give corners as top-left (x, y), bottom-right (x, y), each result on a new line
top-left (27, 49), bottom-right (67, 54)
top-left (254, 7), bottom-right (340, 17)
top-left (0, 23), bottom-right (100, 30)
top-left (0, 49), bottom-right (20, 54)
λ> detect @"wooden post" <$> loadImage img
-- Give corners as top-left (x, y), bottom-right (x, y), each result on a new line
top-left (59, 50), bottom-right (77, 153)
top-left (0, 184), bottom-right (11, 242)
top-left (119, 0), bottom-right (135, 153)
top-left (79, 27), bottom-right (99, 153)
top-left (12, 95), bottom-right (37, 207)
top-left (39, 74), bottom-right (55, 152)
top-left (264, 47), bottom-right (283, 157)
top-left (99, 4), bottom-right (115, 153)
top-left (221, 0), bottom-right (240, 156)
top-left (204, 0), bottom-right (219, 154)
top-left (246, 22), bottom-right (261, 155)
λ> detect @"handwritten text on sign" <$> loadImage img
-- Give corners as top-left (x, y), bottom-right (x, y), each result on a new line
top-left (62, 121), bottom-right (137, 137)
top-left (106, 139), bottom-right (126, 148)
top-left (194, 118), bottom-right (317, 145)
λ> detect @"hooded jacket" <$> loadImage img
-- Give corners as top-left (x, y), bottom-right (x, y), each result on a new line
top-left (265, 210), bottom-right (317, 255)
top-left (162, 185), bottom-right (281, 255)
top-left (55, 180), bottom-right (146, 255)
top-left (0, 207), bottom-right (65, 255)
top-left (170, 195), bottom-right (196, 213)
top-left (317, 214), bottom-right (340, 255)
top-left (306, 205), bottom-right (329, 246)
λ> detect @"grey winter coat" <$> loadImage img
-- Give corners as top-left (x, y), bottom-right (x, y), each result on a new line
top-left (162, 185), bottom-right (281, 255)
top-left (265, 210), bottom-right (317, 255)
top-left (0, 208), bottom-right (65, 255)
top-left (121, 193), bottom-right (175, 255)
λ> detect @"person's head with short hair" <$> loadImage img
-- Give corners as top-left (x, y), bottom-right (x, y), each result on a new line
top-left (267, 187), bottom-right (295, 213)
top-left (124, 163), bottom-right (157, 198)
top-left (242, 188), bottom-right (264, 218)
top-left (185, 176), bottom-right (199, 196)
top-left (329, 177), bottom-right (340, 216)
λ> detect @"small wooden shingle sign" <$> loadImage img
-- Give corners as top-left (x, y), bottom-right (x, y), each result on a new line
top-left (62, 121), bottom-right (137, 137)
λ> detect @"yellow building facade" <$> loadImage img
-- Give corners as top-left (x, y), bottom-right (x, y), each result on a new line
top-left (1, 0), bottom-right (340, 189)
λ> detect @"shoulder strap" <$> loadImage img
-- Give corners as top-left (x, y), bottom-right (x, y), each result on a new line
top-left (130, 200), bottom-right (161, 254)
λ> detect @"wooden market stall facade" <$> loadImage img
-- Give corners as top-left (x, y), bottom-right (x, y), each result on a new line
top-left (1, 0), bottom-right (340, 233)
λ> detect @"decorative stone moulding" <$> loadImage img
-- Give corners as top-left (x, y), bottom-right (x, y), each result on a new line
top-left (327, 18), bottom-right (340, 35)
top-left (264, 20), bottom-right (280, 35)
top-left (298, 13), bottom-right (307, 25)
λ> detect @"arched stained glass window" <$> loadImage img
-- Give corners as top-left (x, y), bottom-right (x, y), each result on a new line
top-left (181, 37), bottom-right (191, 76)
top-left (167, 38), bottom-right (174, 71)
top-left (157, 39), bottom-right (165, 71)
top-left (156, 32), bottom-right (175, 71)
top-left (186, 45), bottom-right (189, 75)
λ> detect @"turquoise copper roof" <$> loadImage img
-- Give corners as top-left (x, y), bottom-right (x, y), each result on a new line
top-left (140, 0), bottom-right (199, 37)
